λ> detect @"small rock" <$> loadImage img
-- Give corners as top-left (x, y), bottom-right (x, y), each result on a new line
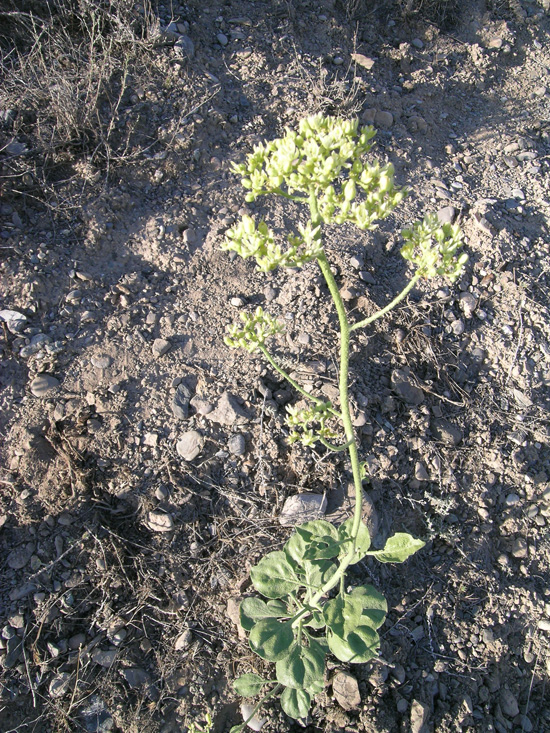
top-left (431, 418), bottom-right (463, 446)
top-left (410, 699), bottom-right (430, 733)
top-left (397, 698), bottom-right (408, 713)
top-left (69, 633), bottom-right (86, 650)
top-left (92, 649), bottom-right (118, 668)
top-left (7, 542), bottom-right (35, 570)
top-left (500, 687), bottom-right (519, 718)
top-left (119, 667), bottom-right (150, 689)
top-left (451, 319), bottom-right (465, 336)
top-left (510, 538), bottom-right (528, 558)
top-left (415, 462), bottom-right (430, 481)
top-left (392, 369), bottom-right (424, 405)
top-left (375, 110), bottom-right (393, 128)
top-left (30, 374), bottom-right (59, 397)
top-left (332, 670), bottom-right (361, 710)
top-left (143, 433), bottom-right (158, 448)
top-left (240, 703), bottom-right (266, 731)
top-left (175, 629), bottom-right (193, 651)
top-left (174, 35), bottom-right (194, 59)
top-left (79, 695), bottom-right (114, 733)
top-left (217, 32), bottom-right (228, 46)
top-left (230, 296), bottom-right (245, 307)
top-left (49, 672), bottom-right (72, 698)
top-left (279, 494), bottom-right (327, 527)
top-left (228, 433), bottom-right (246, 456)
top-left (227, 597), bottom-right (247, 640)
top-left (2, 636), bottom-right (23, 668)
top-left (208, 391), bottom-right (249, 425)
top-left (437, 206), bottom-right (456, 225)
top-left (190, 396), bottom-right (214, 415)
top-left (91, 354), bottom-right (113, 369)
top-left (505, 493), bottom-right (520, 506)
top-left (172, 381), bottom-right (193, 419)
top-left (0, 309), bottom-right (27, 333)
top-left (152, 338), bottom-right (171, 357)
top-left (147, 511), bottom-right (174, 532)
top-left (538, 619), bottom-right (550, 632)
top-left (459, 292), bottom-right (477, 318)
top-left (176, 430), bottom-right (204, 461)
top-left (351, 53), bottom-right (375, 70)
top-left (411, 38), bottom-right (424, 49)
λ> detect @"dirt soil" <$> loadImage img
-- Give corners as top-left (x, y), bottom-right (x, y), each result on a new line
top-left (1, 1), bottom-right (550, 731)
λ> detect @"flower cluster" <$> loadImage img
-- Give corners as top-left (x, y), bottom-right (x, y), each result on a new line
top-left (401, 214), bottom-right (468, 282)
top-left (286, 401), bottom-right (338, 446)
top-left (224, 306), bottom-right (284, 353)
top-left (222, 215), bottom-right (323, 272)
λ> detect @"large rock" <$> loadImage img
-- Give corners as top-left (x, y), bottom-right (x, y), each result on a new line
top-left (279, 494), bottom-right (327, 527)
top-left (207, 392), bottom-right (249, 425)
top-left (176, 431), bottom-right (204, 461)
top-left (332, 670), bottom-right (361, 710)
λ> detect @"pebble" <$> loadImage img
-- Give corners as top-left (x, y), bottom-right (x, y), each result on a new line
top-left (459, 292), bottom-right (477, 318)
top-left (152, 338), bottom-right (171, 357)
top-left (172, 381), bottom-right (193, 419)
top-left (411, 38), bottom-right (424, 49)
top-left (410, 699), bottom-right (430, 733)
top-left (208, 391), bottom-right (249, 425)
top-left (0, 309), bottom-right (27, 333)
top-left (375, 110), bottom-right (394, 128)
top-left (91, 354), bottom-right (113, 369)
top-left (217, 32), bottom-right (228, 46)
top-left (351, 53), bottom-right (375, 70)
top-left (190, 396), bottom-right (214, 415)
top-left (176, 430), bottom-right (204, 461)
top-left (174, 629), bottom-right (193, 651)
top-left (7, 542), bottom-right (35, 570)
top-left (415, 461), bottom-right (430, 481)
top-left (392, 369), bottom-right (424, 405)
top-left (332, 670), bottom-right (361, 710)
top-left (538, 619), bottom-right (550, 632)
top-left (227, 433), bottom-right (246, 456)
top-left (505, 493), bottom-right (520, 506)
top-left (79, 695), bottom-right (114, 733)
top-left (30, 374), bottom-right (59, 397)
top-left (437, 206), bottom-right (456, 225)
top-left (147, 511), bottom-right (174, 532)
top-left (451, 319), bottom-right (465, 335)
top-left (511, 538), bottom-right (528, 558)
top-left (431, 418), bottom-right (463, 446)
top-left (92, 648), bottom-right (118, 667)
top-left (397, 698), bottom-right (408, 713)
top-left (500, 687), bottom-right (519, 718)
top-left (279, 494), bottom-right (327, 527)
top-left (119, 667), bottom-right (150, 689)
top-left (49, 672), bottom-right (71, 698)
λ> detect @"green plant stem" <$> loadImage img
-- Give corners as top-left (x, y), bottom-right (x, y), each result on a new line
top-left (319, 437), bottom-right (353, 452)
top-left (239, 683), bottom-right (283, 732)
top-left (258, 345), bottom-right (340, 418)
top-left (349, 273), bottom-right (421, 332)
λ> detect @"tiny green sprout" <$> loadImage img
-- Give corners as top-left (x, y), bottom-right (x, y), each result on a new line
top-left (221, 114), bottom-right (467, 725)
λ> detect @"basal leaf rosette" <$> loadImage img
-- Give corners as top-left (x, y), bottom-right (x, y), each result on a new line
top-left (401, 213), bottom-right (468, 282)
top-left (224, 306), bottom-right (283, 353)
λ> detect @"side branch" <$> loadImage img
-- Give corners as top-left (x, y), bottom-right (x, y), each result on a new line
top-left (350, 273), bottom-right (421, 332)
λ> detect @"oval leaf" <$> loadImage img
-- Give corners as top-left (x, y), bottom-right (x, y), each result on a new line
top-left (323, 594), bottom-right (363, 637)
top-left (233, 673), bottom-right (266, 697)
top-left (351, 584), bottom-right (387, 629)
top-left (280, 686), bottom-right (312, 719)
top-left (240, 597), bottom-right (289, 631)
top-left (326, 624), bottom-right (380, 663)
top-left (250, 551), bottom-right (301, 598)
top-left (338, 517), bottom-right (371, 564)
top-left (366, 533), bottom-right (425, 563)
top-left (275, 641), bottom-right (325, 690)
top-left (249, 618), bottom-right (295, 661)
top-left (285, 521), bottom-right (340, 564)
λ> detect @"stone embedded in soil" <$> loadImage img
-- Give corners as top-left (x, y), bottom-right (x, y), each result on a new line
top-left (208, 391), bottom-right (249, 425)
top-left (511, 537), bottom-right (528, 558)
top-left (190, 395), bottom-right (214, 415)
top-left (500, 687), bottom-right (519, 718)
top-left (30, 374), bottom-right (59, 397)
top-left (415, 461), bottom-right (430, 481)
top-left (92, 648), bottom-right (118, 667)
top-left (279, 493), bottom-right (328, 527)
top-left (147, 511), bottom-right (174, 532)
top-left (391, 369), bottom-right (424, 405)
top-left (351, 52), bottom-right (375, 70)
top-left (437, 206), bottom-right (456, 224)
top-left (91, 354), bottom-right (113, 369)
top-left (375, 110), bottom-right (394, 128)
top-left (172, 381), bottom-right (193, 419)
top-left (174, 629), bottom-right (193, 651)
top-left (2, 636), bottom-right (23, 668)
top-left (0, 308), bottom-right (27, 333)
top-left (431, 418), bottom-right (463, 446)
top-left (152, 338), bottom-right (171, 357)
top-left (49, 672), bottom-right (71, 698)
top-left (227, 433), bottom-right (246, 455)
top-left (332, 670), bottom-right (361, 710)
top-left (217, 32), bottom-right (228, 46)
top-left (459, 292), bottom-right (477, 317)
top-left (119, 667), bottom-right (150, 689)
top-left (7, 542), bottom-right (35, 570)
top-left (176, 430), bottom-right (204, 461)
top-left (79, 695), bottom-right (114, 733)
top-left (240, 703), bottom-right (266, 732)
top-left (226, 597), bottom-right (247, 640)
top-left (410, 699), bottom-right (430, 733)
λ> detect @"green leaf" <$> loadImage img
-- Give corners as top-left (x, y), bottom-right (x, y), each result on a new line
top-left (230, 727), bottom-right (243, 733)
top-left (280, 687), bottom-right (312, 719)
top-left (302, 558), bottom-right (338, 591)
top-left (275, 641), bottom-right (325, 690)
top-left (305, 610), bottom-right (325, 629)
top-left (250, 551), bottom-right (302, 598)
top-left (240, 598), bottom-right (289, 631)
top-left (326, 624), bottom-right (380, 663)
top-left (366, 533), bottom-right (425, 563)
top-left (338, 517), bottom-right (371, 564)
top-left (350, 585), bottom-right (387, 629)
top-left (233, 673), bottom-right (266, 697)
top-left (249, 618), bottom-right (295, 661)
top-left (323, 594), bottom-right (364, 637)
top-left (285, 521), bottom-right (340, 565)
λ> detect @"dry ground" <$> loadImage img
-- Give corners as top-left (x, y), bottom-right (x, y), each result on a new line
top-left (1, 1), bottom-right (550, 731)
